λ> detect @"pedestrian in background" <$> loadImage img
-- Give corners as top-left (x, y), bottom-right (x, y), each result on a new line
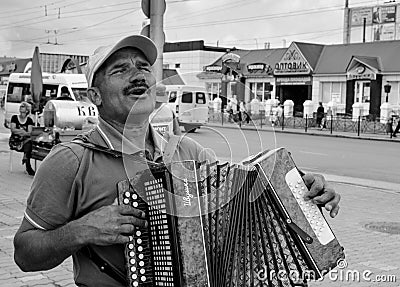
top-left (239, 101), bottom-right (250, 125)
top-left (9, 102), bottom-right (35, 176)
top-left (392, 114), bottom-right (400, 137)
top-left (316, 102), bottom-right (325, 130)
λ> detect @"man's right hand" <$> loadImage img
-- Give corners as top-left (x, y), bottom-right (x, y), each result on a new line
top-left (74, 205), bottom-right (147, 246)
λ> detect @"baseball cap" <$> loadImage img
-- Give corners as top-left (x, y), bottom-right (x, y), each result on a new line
top-left (85, 35), bottom-right (158, 87)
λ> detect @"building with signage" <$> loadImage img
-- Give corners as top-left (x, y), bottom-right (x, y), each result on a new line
top-left (274, 42), bottom-right (324, 113)
top-left (197, 48), bottom-right (285, 105)
top-left (198, 39), bottom-right (400, 117)
top-left (313, 40), bottom-right (400, 117)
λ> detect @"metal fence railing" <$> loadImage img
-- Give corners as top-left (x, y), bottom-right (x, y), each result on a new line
top-left (208, 110), bottom-right (395, 137)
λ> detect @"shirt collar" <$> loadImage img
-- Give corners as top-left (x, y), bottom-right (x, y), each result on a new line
top-left (96, 117), bottom-right (167, 160)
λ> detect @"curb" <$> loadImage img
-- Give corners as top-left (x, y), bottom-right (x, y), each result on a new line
top-left (308, 172), bottom-right (400, 194)
top-left (206, 123), bottom-right (400, 143)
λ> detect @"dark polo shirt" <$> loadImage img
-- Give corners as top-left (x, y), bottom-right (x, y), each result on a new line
top-left (24, 118), bottom-right (215, 286)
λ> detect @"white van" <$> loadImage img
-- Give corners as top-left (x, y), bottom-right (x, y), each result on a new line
top-left (4, 72), bottom-right (88, 128)
top-left (166, 85), bottom-right (209, 132)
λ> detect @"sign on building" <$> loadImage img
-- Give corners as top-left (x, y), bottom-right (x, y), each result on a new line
top-left (274, 43), bottom-right (311, 75)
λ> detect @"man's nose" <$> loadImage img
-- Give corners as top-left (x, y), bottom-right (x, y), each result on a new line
top-left (128, 69), bottom-right (146, 82)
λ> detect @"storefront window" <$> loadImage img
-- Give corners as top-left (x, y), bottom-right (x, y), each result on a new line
top-left (206, 82), bottom-right (221, 100)
top-left (321, 82), bottom-right (345, 103)
top-left (355, 81), bottom-right (370, 103)
top-left (249, 81), bottom-right (272, 101)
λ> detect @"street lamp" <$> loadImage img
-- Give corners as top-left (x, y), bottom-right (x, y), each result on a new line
top-left (384, 83), bottom-right (391, 102)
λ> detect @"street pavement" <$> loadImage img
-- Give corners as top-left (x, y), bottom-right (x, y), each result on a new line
top-left (0, 109), bottom-right (399, 286)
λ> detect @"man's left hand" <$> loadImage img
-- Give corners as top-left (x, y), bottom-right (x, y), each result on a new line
top-left (302, 173), bottom-right (340, 218)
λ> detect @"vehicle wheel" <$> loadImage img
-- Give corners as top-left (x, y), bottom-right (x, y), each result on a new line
top-left (183, 125), bottom-right (197, 133)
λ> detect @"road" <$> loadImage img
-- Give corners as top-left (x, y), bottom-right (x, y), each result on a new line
top-left (188, 126), bottom-right (400, 185)
top-left (0, 124), bottom-right (400, 286)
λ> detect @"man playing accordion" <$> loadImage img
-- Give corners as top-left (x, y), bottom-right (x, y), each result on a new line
top-left (13, 35), bottom-right (340, 286)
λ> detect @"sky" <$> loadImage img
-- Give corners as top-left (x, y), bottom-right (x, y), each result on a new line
top-left (0, 0), bottom-right (388, 58)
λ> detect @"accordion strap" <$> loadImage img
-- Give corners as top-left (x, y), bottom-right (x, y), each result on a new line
top-left (162, 134), bottom-right (181, 164)
top-left (82, 246), bottom-right (127, 285)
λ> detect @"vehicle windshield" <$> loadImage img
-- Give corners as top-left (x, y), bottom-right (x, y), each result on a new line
top-left (7, 83), bottom-right (58, 103)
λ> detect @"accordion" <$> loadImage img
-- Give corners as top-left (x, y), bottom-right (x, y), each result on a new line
top-left (117, 147), bottom-right (345, 287)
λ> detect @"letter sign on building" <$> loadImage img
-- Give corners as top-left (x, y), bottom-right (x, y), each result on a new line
top-left (274, 43), bottom-right (311, 75)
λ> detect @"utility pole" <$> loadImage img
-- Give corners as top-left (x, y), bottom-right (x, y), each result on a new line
top-left (141, 0), bottom-right (166, 84)
top-left (343, 0), bottom-right (350, 44)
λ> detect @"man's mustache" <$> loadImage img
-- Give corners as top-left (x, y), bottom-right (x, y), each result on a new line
top-left (123, 80), bottom-right (150, 95)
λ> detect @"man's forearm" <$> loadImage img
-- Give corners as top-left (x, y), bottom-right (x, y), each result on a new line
top-left (14, 220), bottom-right (87, 272)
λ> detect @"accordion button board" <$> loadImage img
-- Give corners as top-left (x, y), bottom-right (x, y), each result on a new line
top-left (285, 168), bottom-right (335, 245)
top-left (118, 161), bottom-right (210, 287)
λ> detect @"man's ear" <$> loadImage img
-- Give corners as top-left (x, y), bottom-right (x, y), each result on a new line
top-left (86, 87), bottom-right (102, 106)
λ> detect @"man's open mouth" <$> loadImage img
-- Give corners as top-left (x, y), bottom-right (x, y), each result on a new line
top-left (125, 85), bottom-right (149, 96)
top-left (128, 86), bottom-right (148, 95)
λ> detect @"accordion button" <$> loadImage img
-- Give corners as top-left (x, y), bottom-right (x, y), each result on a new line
top-left (125, 191), bottom-right (131, 197)
top-left (136, 231), bottom-right (142, 236)
top-left (130, 259), bottom-right (135, 264)
top-left (129, 236), bottom-right (134, 241)
top-left (133, 202), bottom-right (138, 207)
top-left (132, 194), bottom-right (138, 200)
top-left (137, 239), bottom-right (142, 244)
top-left (139, 261), bottom-right (144, 267)
top-left (131, 266), bottom-right (137, 272)
top-left (129, 251), bottom-right (135, 257)
top-left (140, 268), bottom-right (145, 274)
top-left (133, 281), bottom-right (139, 287)
top-left (123, 198), bottom-right (130, 204)
top-left (132, 274), bottom-right (137, 280)
top-left (141, 276), bottom-right (146, 282)
top-left (128, 243), bottom-right (134, 249)
top-left (138, 246), bottom-right (143, 252)
top-left (139, 254), bottom-right (144, 259)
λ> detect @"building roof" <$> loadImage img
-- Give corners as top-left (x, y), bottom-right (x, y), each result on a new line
top-left (164, 40), bottom-right (230, 53)
top-left (314, 40), bottom-right (400, 74)
top-left (162, 69), bottom-right (185, 85)
top-left (0, 58), bottom-right (31, 76)
top-left (295, 42), bottom-right (325, 71)
top-left (346, 55), bottom-right (382, 72)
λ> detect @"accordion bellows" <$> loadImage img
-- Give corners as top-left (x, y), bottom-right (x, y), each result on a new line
top-left (117, 147), bottom-right (345, 287)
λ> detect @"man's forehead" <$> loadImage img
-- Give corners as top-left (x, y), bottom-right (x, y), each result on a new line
top-left (105, 47), bottom-right (149, 66)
